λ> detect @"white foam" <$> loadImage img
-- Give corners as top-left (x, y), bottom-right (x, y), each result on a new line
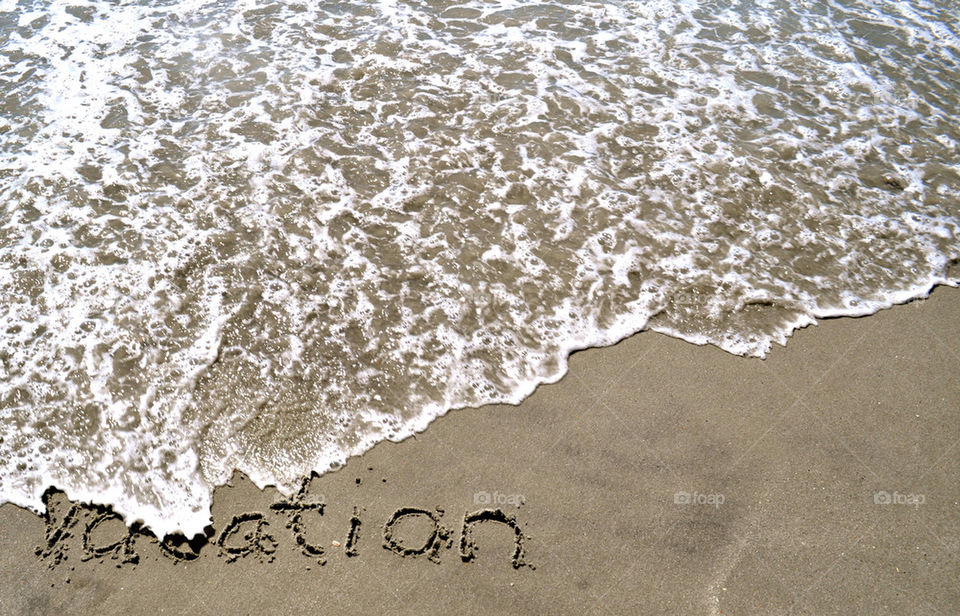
top-left (1, 0), bottom-right (959, 536)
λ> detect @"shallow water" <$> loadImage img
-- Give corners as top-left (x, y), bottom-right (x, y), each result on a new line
top-left (1, 0), bottom-right (958, 536)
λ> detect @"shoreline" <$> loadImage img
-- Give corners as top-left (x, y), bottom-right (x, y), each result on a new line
top-left (2, 285), bottom-right (959, 614)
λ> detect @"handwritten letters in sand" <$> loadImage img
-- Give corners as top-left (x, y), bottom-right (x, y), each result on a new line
top-left (34, 485), bottom-right (533, 572)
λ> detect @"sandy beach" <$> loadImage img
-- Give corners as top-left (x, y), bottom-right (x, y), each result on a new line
top-left (1, 285), bottom-right (958, 615)
top-left (3, 2), bottom-right (959, 614)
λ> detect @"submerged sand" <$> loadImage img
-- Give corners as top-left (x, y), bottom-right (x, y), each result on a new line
top-left (1, 286), bottom-right (958, 615)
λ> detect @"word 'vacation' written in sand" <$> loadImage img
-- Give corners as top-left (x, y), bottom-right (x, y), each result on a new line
top-left (34, 487), bottom-right (533, 572)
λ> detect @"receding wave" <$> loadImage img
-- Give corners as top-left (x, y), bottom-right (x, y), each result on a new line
top-left (1, 0), bottom-right (958, 536)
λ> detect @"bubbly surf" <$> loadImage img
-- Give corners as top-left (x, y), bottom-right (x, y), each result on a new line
top-left (1, 0), bottom-right (958, 536)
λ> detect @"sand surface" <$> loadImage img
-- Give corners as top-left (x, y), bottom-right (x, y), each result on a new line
top-left (1, 287), bottom-right (958, 615)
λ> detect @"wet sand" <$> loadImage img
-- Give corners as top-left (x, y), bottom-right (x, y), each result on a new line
top-left (1, 286), bottom-right (958, 615)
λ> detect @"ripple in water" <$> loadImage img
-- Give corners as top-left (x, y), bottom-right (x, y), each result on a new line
top-left (1, 0), bottom-right (958, 535)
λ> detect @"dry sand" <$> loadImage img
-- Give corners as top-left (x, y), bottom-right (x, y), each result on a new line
top-left (1, 286), bottom-right (958, 615)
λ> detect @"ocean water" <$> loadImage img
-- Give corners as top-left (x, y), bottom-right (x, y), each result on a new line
top-left (1, 0), bottom-right (958, 537)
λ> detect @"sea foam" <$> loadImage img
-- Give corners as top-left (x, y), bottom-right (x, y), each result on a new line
top-left (1, 0), bottom-right (958, 536)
